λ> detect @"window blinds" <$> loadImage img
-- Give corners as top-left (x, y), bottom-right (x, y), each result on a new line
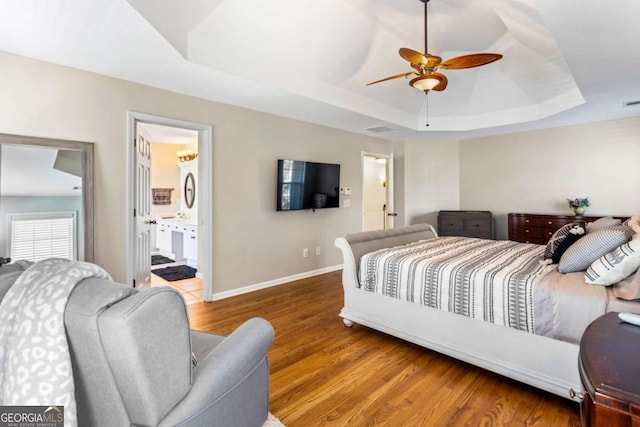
top-left (9, 212), bottom-right (76, 262)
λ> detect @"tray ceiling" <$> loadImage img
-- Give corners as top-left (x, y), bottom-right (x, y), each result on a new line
top-left (0, 0), bottom-right (639, 140)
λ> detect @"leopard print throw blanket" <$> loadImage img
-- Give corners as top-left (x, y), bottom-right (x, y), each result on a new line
top-left (0, 258), bottom-right (111, 427)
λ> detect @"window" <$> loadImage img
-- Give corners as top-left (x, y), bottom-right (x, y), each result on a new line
top-left (280, 160), bottom-right (306, 210)
top-left (8, 212), bottom-right (77, 262)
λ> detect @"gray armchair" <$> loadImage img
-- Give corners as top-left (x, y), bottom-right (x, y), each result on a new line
top-left (64, 278), bottom-right (274, 427)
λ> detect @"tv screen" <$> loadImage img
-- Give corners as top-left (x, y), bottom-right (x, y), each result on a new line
top-left (276, 159), bottom-right (340, 211)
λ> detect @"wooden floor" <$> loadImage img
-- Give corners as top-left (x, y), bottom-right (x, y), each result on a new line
top-left (187, 271), bottom-right (581, 427)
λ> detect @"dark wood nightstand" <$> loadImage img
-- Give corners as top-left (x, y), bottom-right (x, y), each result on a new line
top-left (578, 312), bottom-right (640, 426)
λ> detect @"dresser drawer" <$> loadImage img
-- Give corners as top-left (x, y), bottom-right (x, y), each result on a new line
top-left (439, 218), bottom-right (464, 232)
top-left (542, 227), bottom-right (556, 240)
top-left (543, 217), bottom-right (575, 229)
top-left (464, 218), bottom-right (491, 232)
top-left (518, 227), bottom-right (543, 239)
top-left (515, 216), bottom-right (545, 227)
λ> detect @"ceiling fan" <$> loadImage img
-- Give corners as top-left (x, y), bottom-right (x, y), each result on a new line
top-left (367, 0), bottom-right (503, 93)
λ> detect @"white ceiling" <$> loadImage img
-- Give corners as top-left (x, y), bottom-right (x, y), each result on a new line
top-left (139, 123), bottom-right (198, 144)
top-left (0, 0), bottom-right (639, 140)
top-left (0, 145), bottom-right (82, 196)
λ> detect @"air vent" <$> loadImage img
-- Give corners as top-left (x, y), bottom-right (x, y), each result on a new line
top-left (624, 100), bottom-right (640, 107)
top-left (365, 126), bottom-right (394, 133)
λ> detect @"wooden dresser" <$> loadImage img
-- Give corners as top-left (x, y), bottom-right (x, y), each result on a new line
top-left (507, 213), bottom-right (628, 244)
top-left (508, 213), bottom-right (579, 244)
top-left (578, 312), bottom-right (640, 427)
top-left (438, 210), bottom-right (494, 239)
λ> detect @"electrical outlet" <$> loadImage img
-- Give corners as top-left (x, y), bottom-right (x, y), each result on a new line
top-left (343, 199), bottom-right (351, 208)
top-left (303, 248), bottom-right (309, 258)
top-left (315, 246), bottom-right (321, 255)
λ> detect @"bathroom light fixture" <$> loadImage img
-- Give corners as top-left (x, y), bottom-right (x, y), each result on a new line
top-left (177, 150), bottom-right (197, 162)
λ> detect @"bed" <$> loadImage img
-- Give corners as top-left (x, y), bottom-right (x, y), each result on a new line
top-left (334, 223), bottom-right (640, 400)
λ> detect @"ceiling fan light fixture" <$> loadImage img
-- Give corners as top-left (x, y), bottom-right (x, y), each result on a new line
top-left (410, 74), bottom-right (442, 91)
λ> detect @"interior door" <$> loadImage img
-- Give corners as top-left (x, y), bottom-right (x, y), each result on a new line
top-left (134, 125), bottom-right (152, 288)
top-left (362, 153), bottom-right (395, 231)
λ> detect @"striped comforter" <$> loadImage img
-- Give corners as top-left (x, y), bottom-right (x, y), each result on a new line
top-left (359, 237), bottom-right (555, 333)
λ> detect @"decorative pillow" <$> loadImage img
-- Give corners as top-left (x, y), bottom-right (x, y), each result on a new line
top-left (585, 239), bottom-right (640, 286)
top-left (613, 268), bottom-right (640, 300)
top-left (558, 226), bottom-right (633, 273)
top-left (544, 222), bottom-right (584, 259)
top-left (586, 216), bottom-right (621, 232)
top-left (551, 232), bottom-right (584, 264)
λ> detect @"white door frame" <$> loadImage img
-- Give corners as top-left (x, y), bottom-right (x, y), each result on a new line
top-left (361, 151), bottom-right (394, 231)
top-left (126, 112), bottom-right (214, 301)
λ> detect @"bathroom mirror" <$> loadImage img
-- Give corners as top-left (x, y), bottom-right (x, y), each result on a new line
top-left (184, 172), bottom-right (195, 209)
top-left (0, 133), bottom-right (94, 262)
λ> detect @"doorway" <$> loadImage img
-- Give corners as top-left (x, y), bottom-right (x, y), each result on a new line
top-left (126, 112), bottom-right (213, 301)
top-left (362, 152), bottom-right (395, 231)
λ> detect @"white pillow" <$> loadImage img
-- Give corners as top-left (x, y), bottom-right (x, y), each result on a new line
top-left (585, 239), bottom-right (640, 286)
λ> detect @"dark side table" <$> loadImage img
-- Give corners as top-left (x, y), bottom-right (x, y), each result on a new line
top-left (579, 312), bottom-right (640, 426)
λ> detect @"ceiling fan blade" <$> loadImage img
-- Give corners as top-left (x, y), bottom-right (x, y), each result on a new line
top-left (399, 48), bottom-right (442, 71)
top-left (366, 72), bottom-right (416, 86)
top-left (439, 53), bottom-right (503, 70)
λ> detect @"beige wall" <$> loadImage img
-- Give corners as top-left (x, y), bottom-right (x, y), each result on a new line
top-left (0, 51), bottom-right (391, 291)
top-left (399, 139), bottom-right (460, 228)
top-left (3, 49), bottom-right (638, 290)
top-left (459, 117), bottom-right (640, 239)
top-left (150, 143), bottom-right (183, 218)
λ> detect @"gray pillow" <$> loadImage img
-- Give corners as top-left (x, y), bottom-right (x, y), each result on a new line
top-left (558, 226), bottom-right (632, 273)
top-left (586, 216), bottom-right (621, 233)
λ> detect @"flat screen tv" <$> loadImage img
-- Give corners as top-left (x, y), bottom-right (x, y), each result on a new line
top-left (276, 159), bottom-right (340, 211)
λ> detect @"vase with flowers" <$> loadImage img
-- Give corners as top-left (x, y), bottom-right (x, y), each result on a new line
top-left (567, 197), bottom-right (589, 215)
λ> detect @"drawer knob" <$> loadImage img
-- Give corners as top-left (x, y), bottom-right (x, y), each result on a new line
top-left (525, 229), bottom-right (530, 233)
top-left (525, 219), bottom-right (530, 223)
top-left (548, 221), bottom-right (553, 225)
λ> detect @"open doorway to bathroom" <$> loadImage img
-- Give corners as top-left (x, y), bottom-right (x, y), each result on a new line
top-left (141, 123), bottom-right (202, 304)
top-left (127, 112), bottom-right (213, 303)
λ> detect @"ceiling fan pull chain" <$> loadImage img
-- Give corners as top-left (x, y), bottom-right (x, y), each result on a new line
top-left (424, 91), bottom-right (430, 127)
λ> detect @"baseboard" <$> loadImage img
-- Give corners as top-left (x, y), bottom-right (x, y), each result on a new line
top-left (208, 264), bottom-right (343, 301)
